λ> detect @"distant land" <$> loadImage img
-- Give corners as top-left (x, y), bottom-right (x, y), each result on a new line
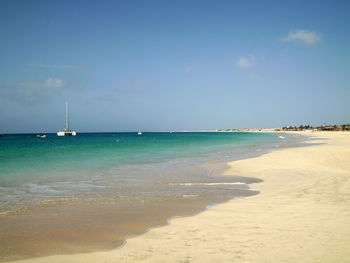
top-left (217, 124), bottom-right (350, 132)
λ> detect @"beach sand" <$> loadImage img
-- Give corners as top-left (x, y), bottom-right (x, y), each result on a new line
top-left (10, 131), bottom-right (350, 263)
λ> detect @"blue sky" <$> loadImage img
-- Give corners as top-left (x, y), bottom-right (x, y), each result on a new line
top-left (0, 0), bottom-right (349, 133)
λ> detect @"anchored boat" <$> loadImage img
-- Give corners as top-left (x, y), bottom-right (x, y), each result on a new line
top-left (57, 102), bottom-right (76, 136)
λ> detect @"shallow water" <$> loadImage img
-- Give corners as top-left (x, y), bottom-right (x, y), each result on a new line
top-left (0, 132), bottom-right (305, 261)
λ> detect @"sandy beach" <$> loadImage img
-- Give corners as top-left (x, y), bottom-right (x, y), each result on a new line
top-left (10, 131), bottom-right (350, 263)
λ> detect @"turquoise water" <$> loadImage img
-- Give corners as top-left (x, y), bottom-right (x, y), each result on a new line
top-left (0, 132), bottom-right (280, 186)
top-left (0, 132), bottom-right (295, 215)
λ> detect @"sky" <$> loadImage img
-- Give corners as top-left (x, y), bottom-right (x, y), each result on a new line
top-left (0, 0), bottom-right (349, 133)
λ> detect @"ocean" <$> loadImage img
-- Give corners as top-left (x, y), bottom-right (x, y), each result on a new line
top-left (0, 132), bottom-right (303, 261)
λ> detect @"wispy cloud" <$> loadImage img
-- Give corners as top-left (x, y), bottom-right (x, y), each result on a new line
top-left (282, 30), bottom-right (320, 45)
top-left (0, 78), bottom-right (67, 102)
top-left (235, 55), bottom-right (256, 69)
top-left (44, 78), bottom-right (66, 88)
top-left (16, 78), bottom-right (66, 89)
top-left (28, 64), bottom-right (86, 70)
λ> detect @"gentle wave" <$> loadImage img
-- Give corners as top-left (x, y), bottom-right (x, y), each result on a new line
top-left (171, 182), bottom-right (246, 186)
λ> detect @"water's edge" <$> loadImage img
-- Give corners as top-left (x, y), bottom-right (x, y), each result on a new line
top-left (110, 132), bottom-right (313, 252)
top-left (1, 132), bottom-right (312, 262)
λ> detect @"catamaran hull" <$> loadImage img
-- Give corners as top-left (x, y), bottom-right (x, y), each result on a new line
top-left (57, 131), bottom-right (76, 136)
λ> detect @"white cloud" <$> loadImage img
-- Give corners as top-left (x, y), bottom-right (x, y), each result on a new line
top-left (282, 30), bottom-right (320, 45)
top-left (45, 78), bottom-right (66, 88)
top-left (235, 56), bottom-right (256, 69)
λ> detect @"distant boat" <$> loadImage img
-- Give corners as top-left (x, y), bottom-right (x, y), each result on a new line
top-left (138, 132), bottom-right (142, 135)
top-left (57, 102), bottom-right (76, 136)
top-left (37, 134), bottom-right (47, 138)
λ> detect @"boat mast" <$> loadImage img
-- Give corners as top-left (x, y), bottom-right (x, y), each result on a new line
top-left (66, 102), bottom-right (69, 130)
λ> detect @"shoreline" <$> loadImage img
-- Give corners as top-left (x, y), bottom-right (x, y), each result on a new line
top-left (8, 131), bottom-right (350, 262)
top-left (1, 132), bottom-right (285, 262)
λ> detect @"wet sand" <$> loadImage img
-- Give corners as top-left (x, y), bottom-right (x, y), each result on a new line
top-left (0, 167), bottom-right (260, 262)
top-left (8, 131), bottom-right (350, 263)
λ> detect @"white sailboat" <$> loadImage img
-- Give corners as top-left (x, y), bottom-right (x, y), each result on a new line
top-left (57, 102), bottom-right (76, 136)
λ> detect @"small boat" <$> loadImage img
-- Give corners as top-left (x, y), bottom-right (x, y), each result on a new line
top-left (137, 132), bottom-right (142, 135)
top-left (37, 134), bottom-right (47, 138)
top-left (57, 102), bottom-right (76, 136)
